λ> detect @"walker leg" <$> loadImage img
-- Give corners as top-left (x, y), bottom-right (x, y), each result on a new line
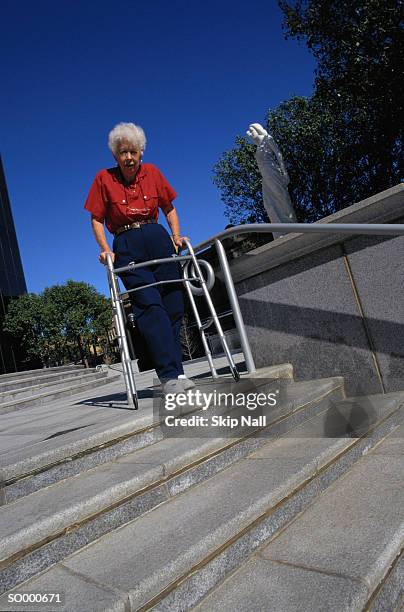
top-left (184, 241), bottom-right (240, 381)
top-left (106, 257), bottom-right (138, 409)
top-left (183, 277), bottom-right (219, 379)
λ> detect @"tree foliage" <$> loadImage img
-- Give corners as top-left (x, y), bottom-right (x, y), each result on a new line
top-left (280, 0), bottom-right (404, 195)
top-left (213, 137), bottom-right (265, 225)
top-left (3, 281), bottom-right (113, 367)
top-left (3, 293), bottom-right (52, 365)
top-left (214, 0), bottom-right (404, 225)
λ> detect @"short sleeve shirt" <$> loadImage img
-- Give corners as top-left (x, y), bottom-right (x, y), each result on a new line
top-left (84, 163), bottom-right (177, 234)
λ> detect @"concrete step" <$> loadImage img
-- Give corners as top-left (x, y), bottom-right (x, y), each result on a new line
top-left (0, 371), bottom-right (121, 416)
top-left (0, 368), bottom-right (94, 393)
top-left (0, 389), bottom-right (401, 609)
top-left (194, 422), bottom-right (404, 612)
top-left (0, 370), bottom-right (109, 403)
top-left (0, 364), bottom-right (293, 502)
top-left (0, 376), bottom-right (344, 594)
top-left (0, 365), bottom-right (84, 382)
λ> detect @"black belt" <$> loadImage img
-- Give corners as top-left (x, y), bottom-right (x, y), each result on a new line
top-left (114, 219), bottom-right (157, 236)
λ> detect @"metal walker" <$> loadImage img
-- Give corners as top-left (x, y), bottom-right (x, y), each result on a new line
top-left (105, 238), bottom-right (240, 409)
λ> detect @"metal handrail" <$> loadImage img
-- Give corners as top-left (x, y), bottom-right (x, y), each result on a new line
top-left (185, 222), bottom-right (404, 377)
top-left (193, 222), bottom-right (404, 252)
top-left (106, 221), bottom-right (404, 408)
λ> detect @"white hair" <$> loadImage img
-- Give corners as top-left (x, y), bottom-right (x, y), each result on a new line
top-left (108, 122), bottom-right (147, 156)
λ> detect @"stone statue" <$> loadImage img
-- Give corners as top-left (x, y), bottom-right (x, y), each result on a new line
top-left (246, 123), bottom-right (297, 238)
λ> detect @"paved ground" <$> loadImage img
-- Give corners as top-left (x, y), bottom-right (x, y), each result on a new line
top-left (0, 352), bottom-right (247, 459)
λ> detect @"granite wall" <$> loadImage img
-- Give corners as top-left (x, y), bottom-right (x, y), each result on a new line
top-left (226, 184), bottom-right (404, 396)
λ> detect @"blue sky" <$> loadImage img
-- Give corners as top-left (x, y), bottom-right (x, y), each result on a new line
top-left (1, 0), bottom-right (315, 296)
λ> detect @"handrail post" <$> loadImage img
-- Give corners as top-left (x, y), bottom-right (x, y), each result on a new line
top-left (214, 239), bottom-right (256, 374)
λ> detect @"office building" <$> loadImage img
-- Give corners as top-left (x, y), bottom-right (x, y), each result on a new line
top-left (0, 156), bottom-right (27, 372)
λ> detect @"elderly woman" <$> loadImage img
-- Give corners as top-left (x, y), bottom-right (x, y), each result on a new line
top-left (84, 122), bottom-right (194, 393)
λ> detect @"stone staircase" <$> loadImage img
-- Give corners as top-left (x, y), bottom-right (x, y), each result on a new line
top-left (0, 355), bottom-right (402, 611)
top-left (0, 365), bottom-right (121, 415)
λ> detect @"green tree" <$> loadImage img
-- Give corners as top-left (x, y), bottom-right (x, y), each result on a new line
top-left (265, 96), bottom-right (357, 220)
top-left (214, 96), bottom-right (349, 223)
top-left (92, 293), bottom-right (116, 363)
top-left (3, 281), bottom-right (113, 368)
top-left (3, 293), bottom-right (52, 366)
top-left (214, 1), bottom-right (404, 224)
top-left (42, 281), bottom-right (113, 367)
top-left (213, 137), bottom-right (264, 225)
top-left (279, 0), bottom-right (404, 197)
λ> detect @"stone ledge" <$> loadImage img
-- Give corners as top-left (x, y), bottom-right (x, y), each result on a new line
top-left (227, 184), bottom-right (404, 284)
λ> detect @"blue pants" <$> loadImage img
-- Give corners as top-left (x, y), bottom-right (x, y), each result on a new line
top-left (113, 224), bottom-right (185, 381)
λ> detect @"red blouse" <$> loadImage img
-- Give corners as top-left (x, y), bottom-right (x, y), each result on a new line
top-left (84, 163), bottom-right (177, 234)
